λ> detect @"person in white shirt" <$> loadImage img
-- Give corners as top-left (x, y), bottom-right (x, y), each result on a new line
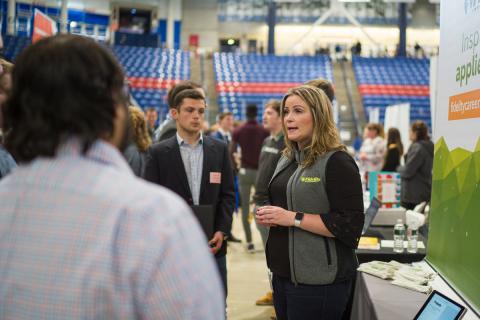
top-left (359, 123), bottom-right (386, 173)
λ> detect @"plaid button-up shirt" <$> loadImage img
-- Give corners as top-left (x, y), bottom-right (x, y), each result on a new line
top-left (0, 139), bottom-right (224, 319)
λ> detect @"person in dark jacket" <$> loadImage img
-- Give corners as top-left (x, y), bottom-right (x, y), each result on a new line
top-left (144, 89), bottom-right (234, 297)
top-left (123, 106), bottom-right (151, 177)
top-left (253, 99), bottom-right (284, 307)
top-left (256, 85), bottom-right (364, 320)
top-left (382, 127), bottom-right (403, 172)
top-left (398, 121), bottom-right (434, 210)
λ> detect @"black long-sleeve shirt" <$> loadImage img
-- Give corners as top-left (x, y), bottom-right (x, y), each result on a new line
top-left (382, 146), bottom-right (401, 172)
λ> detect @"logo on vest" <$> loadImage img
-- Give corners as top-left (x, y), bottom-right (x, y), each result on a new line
top-left (300, 176), bottom-right (321, 183)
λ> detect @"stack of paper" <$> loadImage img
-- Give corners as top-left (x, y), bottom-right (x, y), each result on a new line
top-left (357, 260), bottom-right (436, 294)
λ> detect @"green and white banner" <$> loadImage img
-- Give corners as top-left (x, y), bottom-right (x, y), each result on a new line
top-left (429, 0), bottom-right (480, 312)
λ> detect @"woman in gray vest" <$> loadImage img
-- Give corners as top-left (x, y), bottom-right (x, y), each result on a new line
top-left (256, 85), bottom-right (364, 320)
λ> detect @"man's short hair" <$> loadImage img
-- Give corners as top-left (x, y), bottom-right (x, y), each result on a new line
top-left (305, 78), bottom-right (335, 102)
top-left (264, 99), bottom-right (281, 115)
top-left (173, 89), bottom-right (205, 110)
top-left (145, 107), bottom-right (157, 113)
top-left (167, 80), bottom-right (203, 108)
top-left (218, 111), bottom-right (233, 122)
top-left (246, 104), bottom-right (258, 120)
top-left (3, 35), bottom-right (125, 163)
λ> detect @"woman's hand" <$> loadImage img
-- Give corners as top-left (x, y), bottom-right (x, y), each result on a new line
top-left (256, 206), bottom-right (295, 227)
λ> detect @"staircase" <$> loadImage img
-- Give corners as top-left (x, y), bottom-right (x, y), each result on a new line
top-left (344, 60), bottom-right (366, 125)
top-left (191, 54), bottom-right (219, 124)
top-left (332, 60), bottom-right (366, 145)
top-left (190, 54), bottom-right (201, 83)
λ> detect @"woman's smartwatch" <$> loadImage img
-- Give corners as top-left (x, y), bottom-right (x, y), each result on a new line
top-left (294, 212), bottom-right (304, 227)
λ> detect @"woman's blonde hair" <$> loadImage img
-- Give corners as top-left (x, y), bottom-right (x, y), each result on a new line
top-left (281, 85), bottom-right (345, 167)
top-left (128, 106), bottom-right (151, 152)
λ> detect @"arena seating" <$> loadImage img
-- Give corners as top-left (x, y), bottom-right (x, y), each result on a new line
top-left (112, 45), bottom-right (190, 118)
top-left (1, 39), bottom-right (189, 120)
top-left (3, 35), bottom-right (31, 61)
top-left (352, 56), bottom-right (431, 128)
top-left (214, 53), bottom-right (333, 120)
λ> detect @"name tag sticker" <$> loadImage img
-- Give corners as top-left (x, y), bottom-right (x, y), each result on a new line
top-left (264, 146), bottom-right (279, 154)
top-left (210, 172), bottom-right (221, 184)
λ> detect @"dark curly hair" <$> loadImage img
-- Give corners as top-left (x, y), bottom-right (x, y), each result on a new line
top-left (2, 35), bottom-right (126, 162)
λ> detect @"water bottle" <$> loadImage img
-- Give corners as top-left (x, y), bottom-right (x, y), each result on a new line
top-left (407, 223), bottom-right (419, 253)
top-left (393, 219), bottom-right (405, 253)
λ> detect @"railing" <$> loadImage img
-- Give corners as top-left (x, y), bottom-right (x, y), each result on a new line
top-left (340, 59), bottom-right (361, 137)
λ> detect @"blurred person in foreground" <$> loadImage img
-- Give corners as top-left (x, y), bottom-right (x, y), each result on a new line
top-left (0, 35), bottom-right (224, 319)
top-left (123, 106), bottom-right (152, 177)
top-left (256, 85), bottom-right (364, 319)
top-left (0, 58), bottom-right (16, 179)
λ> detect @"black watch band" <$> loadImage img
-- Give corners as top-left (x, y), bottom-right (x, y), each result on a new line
top-left (294, 212), bottom-right (304, 227)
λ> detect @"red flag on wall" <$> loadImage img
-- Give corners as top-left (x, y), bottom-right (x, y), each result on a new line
top-left (32, 9), bottom-right (58, 44)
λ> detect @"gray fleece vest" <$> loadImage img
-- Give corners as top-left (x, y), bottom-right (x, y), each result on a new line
top-left (269, 150), bottom-right (337, 285)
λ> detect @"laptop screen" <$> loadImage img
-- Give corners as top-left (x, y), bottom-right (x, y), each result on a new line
top-left (414, 291), bottom-right (466, 320)
top-left (362, 197), bottom-right (381, 235)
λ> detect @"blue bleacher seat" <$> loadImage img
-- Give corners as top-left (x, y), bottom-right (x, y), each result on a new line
top-left (112, 45), bottom-right (190, 112)
top-left (353, 56), bottom-right (431, 127)
top-left (214, 53), bottom-right (333, 120)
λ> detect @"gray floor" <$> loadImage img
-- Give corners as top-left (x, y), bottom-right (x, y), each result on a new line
top-left (227, 212), bottom-right (275, 320)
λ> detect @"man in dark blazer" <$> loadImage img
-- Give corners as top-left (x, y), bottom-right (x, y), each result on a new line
top-left (144, 88), bottom-right (234, 297)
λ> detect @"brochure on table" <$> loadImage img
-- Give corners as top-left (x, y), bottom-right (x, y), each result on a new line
top-left (428, 0), bottom-right (480, 315)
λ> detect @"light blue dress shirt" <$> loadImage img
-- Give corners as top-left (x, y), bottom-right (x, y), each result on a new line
top-left (177, 133), bottom-right (204, 205)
